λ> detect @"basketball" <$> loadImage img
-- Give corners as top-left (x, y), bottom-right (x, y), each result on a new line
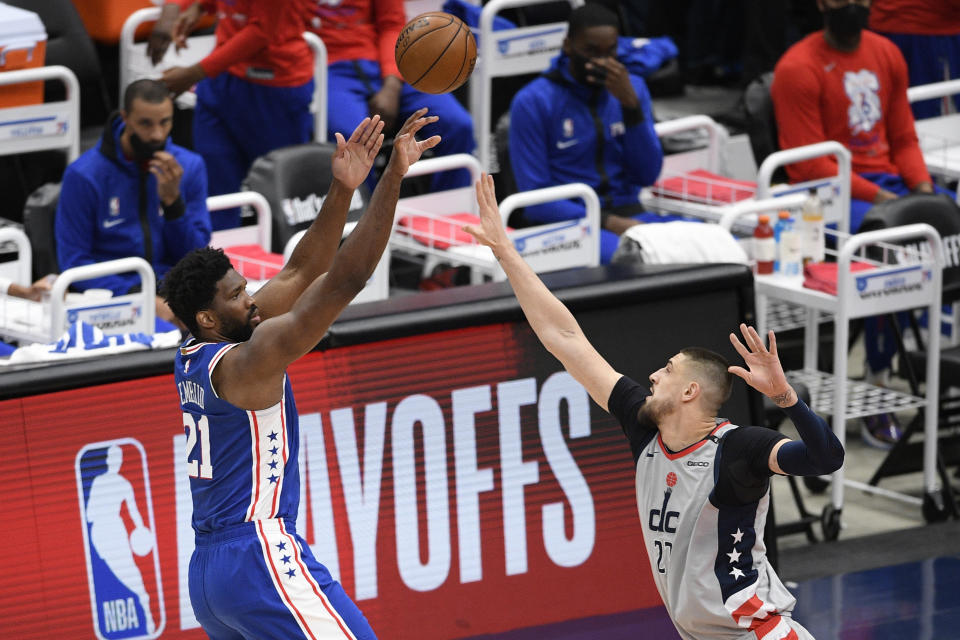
top-left (129, 526), bottom-right (154, 556)
top-left (395, 12), bottom-right (477, 94)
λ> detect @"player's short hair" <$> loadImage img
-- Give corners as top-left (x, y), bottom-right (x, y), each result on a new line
top-left (123, 78), bottom-right (172, 113)
top-left (567, 3), bottom-right (620, 40)
top-left (160, 247), bottom-right (233, 337)
top-left (680, 347), bottom-right (734, 411)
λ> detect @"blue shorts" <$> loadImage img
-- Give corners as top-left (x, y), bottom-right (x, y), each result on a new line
top-left (189, 519), bottom-right (376, 640)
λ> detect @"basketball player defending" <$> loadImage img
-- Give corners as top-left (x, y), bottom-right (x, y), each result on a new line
top-left (161, 109), bottom-right (439, 639)
top-left (464, 174), bottom-right (844, 640)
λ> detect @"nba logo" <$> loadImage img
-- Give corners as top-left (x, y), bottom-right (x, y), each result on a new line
top-left (75, 438), bottom-right (165, 639)
top-left (563, 118), bottom-right (574, 138)
top-left (110, 197), bottom-right (120, 217)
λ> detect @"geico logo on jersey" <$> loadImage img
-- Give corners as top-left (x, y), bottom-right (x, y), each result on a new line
top-left (76, 439), bottom-right (165, 639)
top-left (686, 460), bottom-right (709, 467)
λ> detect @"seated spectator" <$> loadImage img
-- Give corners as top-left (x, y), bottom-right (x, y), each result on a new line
top-left (149, 0), bottom-right (314, 230)
top-left (55, 79), bottom-right (211, 325)
top-left (869, 0), bottom-right (960, 120)
top-left (771, 0), bottom-right (955, 234)
top-left (771, 0), bottom-right (956, 448)
top-left (307, 0), bottom-right (476, 191)
top-left (509, 3), bottom-right (673, 264)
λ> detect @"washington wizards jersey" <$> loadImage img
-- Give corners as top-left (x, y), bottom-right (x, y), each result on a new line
top-left (174, 339), bottom-right (301, 533)
top-left (610, 376), bottom-right (812, 640)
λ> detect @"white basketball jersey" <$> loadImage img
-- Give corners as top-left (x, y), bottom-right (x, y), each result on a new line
top-left (636, 421), bottom-right (806, 640)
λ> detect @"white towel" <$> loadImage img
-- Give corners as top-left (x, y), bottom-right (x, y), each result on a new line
top-left (615, 221), bottom-right (749, 265)
top-left (2, 321), bottom-right (181, 365)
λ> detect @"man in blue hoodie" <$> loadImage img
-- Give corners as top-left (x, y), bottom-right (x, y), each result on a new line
top-left (56, 79), bottom-right (211, 323)
top-left (509, 3), bottom-right (669, 264)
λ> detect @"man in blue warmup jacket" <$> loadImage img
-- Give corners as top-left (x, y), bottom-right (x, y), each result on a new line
top-left (56, 79), bottom-right (211, 323)
top-left (509, 3), bottom-right (673, 264)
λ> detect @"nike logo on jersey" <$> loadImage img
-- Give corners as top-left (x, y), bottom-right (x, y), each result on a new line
top-left (103, 218), bottom-right (126, 229)
top-left (645, 450), bottom-right (658, 457)
top-left (556, 139), bottom-right (579, 150)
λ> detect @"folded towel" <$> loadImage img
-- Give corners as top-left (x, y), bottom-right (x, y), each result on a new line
top-left (614, 220), bottom-right (749, 265)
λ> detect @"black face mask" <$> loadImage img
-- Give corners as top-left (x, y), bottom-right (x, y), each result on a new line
top-left (129, 131), bottom-right (166, 162)
top-left (569, 50), bottom-right (607, 87)
top-left (824, 4), bottom-right (869, 41)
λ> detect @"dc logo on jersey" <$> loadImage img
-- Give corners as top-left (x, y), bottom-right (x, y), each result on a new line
top-left (75, 439), bottom-right (165, 639)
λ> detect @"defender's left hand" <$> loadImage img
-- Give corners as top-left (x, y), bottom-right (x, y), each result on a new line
top-left (587, 57), bottom-right (639, 110)
top-left (332, 115), bottom-right (386, 189)
top-left (727, 323), bottom-right (797, 407)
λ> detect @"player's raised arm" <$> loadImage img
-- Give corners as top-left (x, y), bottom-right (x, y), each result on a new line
top-left (728, 324), bottom-right (844, 476)
top-left (463, 173), bottom-right (622, 410)
top-left (215, 109), bottom-right (440, 406)
top-left (253, 115), bottom-right (386, 320)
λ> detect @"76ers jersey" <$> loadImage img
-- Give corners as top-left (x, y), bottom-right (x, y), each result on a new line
top-left (174, 339), bottom-right (301, 533)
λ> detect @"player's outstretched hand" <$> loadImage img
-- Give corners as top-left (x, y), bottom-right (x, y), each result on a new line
top-left (332, 115), bottom-right (385, 189)
top-left (727, 323), bottom-right (798, 408)
top-left (386, 108), bottom-right (441, 177)
top-left (463, 173), bottom-right (511, 257)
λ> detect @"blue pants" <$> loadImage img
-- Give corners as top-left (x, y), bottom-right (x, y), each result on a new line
top-left (327, 60), bottom-right (476, 192)
top-left (194, 74), bottom-right (314, 230)
top-left (854, 173), bottom-right (956, 373)
top-left (877, 32), bottom-right (960, 121)
top-left (850, 173), bottom-right (955, 234)
top-left (189, 520), bottom-right (376, 640)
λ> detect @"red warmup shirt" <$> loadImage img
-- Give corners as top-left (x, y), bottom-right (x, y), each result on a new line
top-left (175, 0), bottom-right (313, 87)
top-left (771, 31), bottom-right (931, 202)
top-left (869, 0), bottom-right (960, 36)
top-left (306, 0), bottom-right (406, 79)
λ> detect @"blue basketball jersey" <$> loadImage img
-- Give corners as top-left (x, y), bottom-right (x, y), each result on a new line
top-left (174, 339), bottom-right (301, 533)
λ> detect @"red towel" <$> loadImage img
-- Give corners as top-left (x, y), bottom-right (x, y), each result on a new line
top-left (225, 244), bottom-right (283, 280)
top-left (652, 169), bottom-right (756, 204)
top-left (802, 261), bottom-right (875, 295)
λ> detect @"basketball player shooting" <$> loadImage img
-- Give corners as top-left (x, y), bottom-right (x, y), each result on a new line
top-left (463, 173), bottom-right (844, 640)
top-left (161, 109), bottom-right (439, 639)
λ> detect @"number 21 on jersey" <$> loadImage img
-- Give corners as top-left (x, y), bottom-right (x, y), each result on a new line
top-left (184, 413), bottom-right (213, 479)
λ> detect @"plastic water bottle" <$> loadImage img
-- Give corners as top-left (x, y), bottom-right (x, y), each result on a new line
top-left (776, 211), bottom-right (802, 277)
top-left (754, 214), bottom-right (775, 275)
top-left (801, 189), bottom-right (825, 265)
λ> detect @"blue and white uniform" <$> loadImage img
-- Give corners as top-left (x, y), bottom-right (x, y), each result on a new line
top-left (175, 338), bottom-right (376, 639)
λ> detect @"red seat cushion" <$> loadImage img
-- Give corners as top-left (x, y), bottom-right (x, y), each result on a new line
top-left (802, 261), bottom-right (875, 295)
top-left (652, 169), bottom-right (757, 204)
top-left (398, 212), bottom-right (512, 250)
top-left (225, 244), bottom-right (283, 280)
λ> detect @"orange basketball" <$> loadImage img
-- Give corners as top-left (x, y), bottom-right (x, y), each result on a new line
top-left (395, 12), bottom-right (477, 94)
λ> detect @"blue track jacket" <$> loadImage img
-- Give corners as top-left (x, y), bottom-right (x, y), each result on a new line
top-left (509, 52), bottom-right (663, 224)
top-left (55, 114), bottom-right (211, 294)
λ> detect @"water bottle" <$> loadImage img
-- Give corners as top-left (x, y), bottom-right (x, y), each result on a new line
top-left (754, 214), bottom-right (775, 275)
top-left (776, 212), bottom-right (802, 277)
top-left (801, 189), bottom-right (825, 265)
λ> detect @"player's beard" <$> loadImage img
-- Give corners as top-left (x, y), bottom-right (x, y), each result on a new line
top-left (639, 395), bottom-right (676, 431)
top-left (220, 307), bottom-right (257, 343)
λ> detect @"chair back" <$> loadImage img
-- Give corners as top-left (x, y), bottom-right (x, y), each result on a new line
top-left (860, 193), bottom-right (960, 304)
top-left (743, 72), bottom-right (785, 182)
top-left (243, 142), bottom-right (370, 253)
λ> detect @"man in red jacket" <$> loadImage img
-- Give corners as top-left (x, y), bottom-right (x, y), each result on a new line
top-left (771, 0), bottom-right (955, 448)
top-left (307, 0), bottom-right (476, 191)
top-left (149, 0), bottom-right (315, 230)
